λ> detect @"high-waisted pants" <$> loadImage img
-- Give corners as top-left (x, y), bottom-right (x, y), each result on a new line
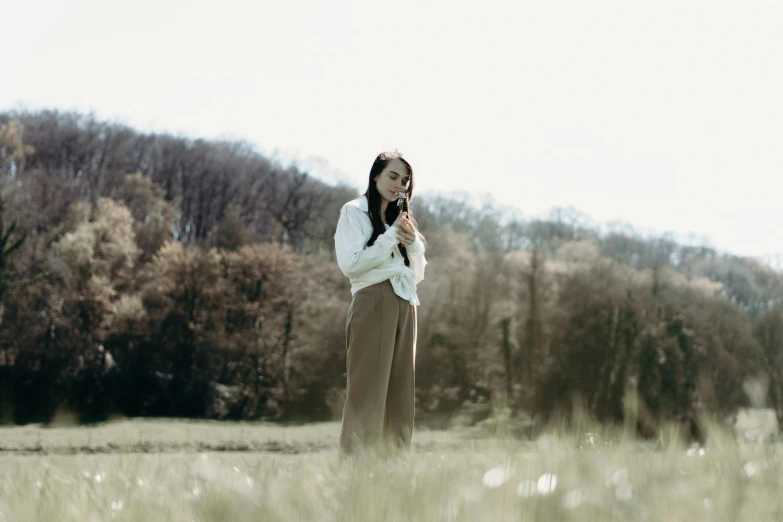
top-left (339, 279), bottom-right (417, 456)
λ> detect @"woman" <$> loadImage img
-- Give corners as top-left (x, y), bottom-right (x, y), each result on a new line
top-left (334, 150), bottom-right (427, 457)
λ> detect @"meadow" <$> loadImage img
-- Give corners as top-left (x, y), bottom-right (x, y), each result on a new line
top-left (0, 410), bottom-right (780, 522)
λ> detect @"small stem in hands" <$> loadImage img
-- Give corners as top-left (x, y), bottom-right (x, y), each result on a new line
top-left (396, 189), bottom-right (407, 210)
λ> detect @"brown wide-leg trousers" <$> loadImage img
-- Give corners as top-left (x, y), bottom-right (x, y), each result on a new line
top-left (340, 279), bottom-right (417, 456)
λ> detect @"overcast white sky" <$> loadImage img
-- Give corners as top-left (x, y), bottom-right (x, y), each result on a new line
top-left (2, 0), bottom-right (782, 260)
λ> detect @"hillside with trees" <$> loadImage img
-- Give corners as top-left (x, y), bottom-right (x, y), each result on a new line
top-left (1, 109), bottom-right (781, 440)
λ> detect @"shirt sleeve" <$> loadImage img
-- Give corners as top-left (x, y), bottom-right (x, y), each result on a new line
top-left (407, 231), bottom-right (427, 285)
top-left (334, 205), bottom-right (399, 279)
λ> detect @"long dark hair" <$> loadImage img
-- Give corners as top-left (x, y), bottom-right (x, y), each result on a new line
top-left (364, 150), bottom-right (424, 267)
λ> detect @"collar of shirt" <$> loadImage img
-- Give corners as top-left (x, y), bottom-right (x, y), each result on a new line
top-left (359, 195), bottom-right (391, 231)
top-left (359, 195), bottom-right (396, 230)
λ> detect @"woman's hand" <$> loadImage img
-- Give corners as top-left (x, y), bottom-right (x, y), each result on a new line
top-left (392, 212), bottom-right (416, 247)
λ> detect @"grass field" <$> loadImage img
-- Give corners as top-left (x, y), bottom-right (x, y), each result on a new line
top-left (0, 411), bottom-right (780, 522)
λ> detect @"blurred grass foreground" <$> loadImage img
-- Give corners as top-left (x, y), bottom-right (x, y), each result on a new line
top-left (0, 408), bottom-right (781, 522)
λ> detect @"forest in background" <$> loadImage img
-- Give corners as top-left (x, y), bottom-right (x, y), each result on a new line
top-left (0, 109), bottom-right (782, 441)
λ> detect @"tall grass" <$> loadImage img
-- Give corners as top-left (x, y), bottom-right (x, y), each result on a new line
top-left (0, 412), bottom-right (779, 521)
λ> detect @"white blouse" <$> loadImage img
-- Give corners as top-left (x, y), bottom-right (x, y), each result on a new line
top-left (334, 195), bottom-right (427, 306)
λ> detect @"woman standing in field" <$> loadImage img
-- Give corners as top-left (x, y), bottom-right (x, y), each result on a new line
top-left (333, 150), bottom-right (427, 457)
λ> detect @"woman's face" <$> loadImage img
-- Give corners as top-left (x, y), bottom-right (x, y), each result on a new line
top-left (374, 158), bottom-right (411, 204)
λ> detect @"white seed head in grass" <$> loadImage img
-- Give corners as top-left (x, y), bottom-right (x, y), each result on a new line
top-left (483, 465), bottom-right (512, 488)
top-left (536, 473), bottom-right (557, 495)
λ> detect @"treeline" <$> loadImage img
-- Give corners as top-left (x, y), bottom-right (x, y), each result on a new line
top-left (1, 110), bottom-right (782, 440)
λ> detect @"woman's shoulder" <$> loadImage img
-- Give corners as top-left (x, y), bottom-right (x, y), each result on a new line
top-left (341, 196), bottom-right (363, 210)
top-left (336, 196), bottom-right (371, 238)
top-left (340, 195), bottom-right (369, 216)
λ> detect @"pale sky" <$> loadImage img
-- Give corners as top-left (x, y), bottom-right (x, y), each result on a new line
top-left (2, 0), bottom-right (782, 261)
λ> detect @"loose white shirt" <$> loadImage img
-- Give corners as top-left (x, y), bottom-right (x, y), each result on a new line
top-left (334, 195), bottom-right (427, 306)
